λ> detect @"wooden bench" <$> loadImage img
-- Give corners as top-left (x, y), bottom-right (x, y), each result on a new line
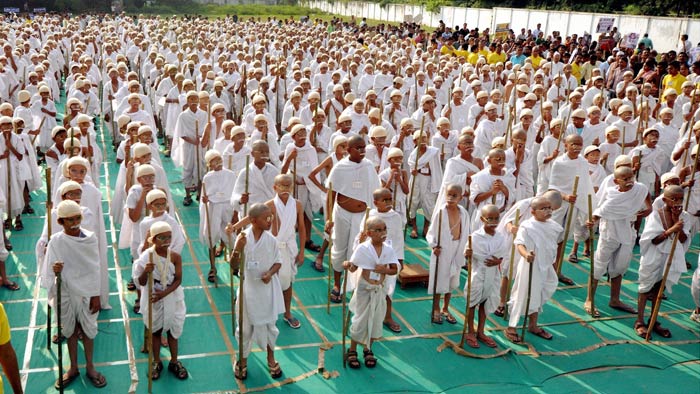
top-left (398, 264), bottom-right (429, 289)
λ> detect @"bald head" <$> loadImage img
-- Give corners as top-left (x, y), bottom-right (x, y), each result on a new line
top-left (366, 216), bottom-right (386, 231)
top-left (565, 134), bottom-right (583, 145)
top-left (663, 185), bottom-right (684, 198)
top-left (481, 204), bottom-right (499, 217)
top-left (251, 139), bottom-right (269, 152)
top-left (446, 183), bottom-right (463, 196)
top-left (542, 190), bottom-right (563, 210)
top-left (614, 166), bottom-right (634, 180)
top-left (248, 203), bottom-right (270, 219)
top-left (531, 196), bottom-right (548, 210)
top-left (348, 135), bottom-right (364, 148)
top-left (373, 187), bottom-right (391, 201)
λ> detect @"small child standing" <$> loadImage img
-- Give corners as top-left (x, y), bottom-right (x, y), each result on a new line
top-left (629, 128), bottom-right (662, 198)
top-left (635, 185), bottom-right (692, 338)
top-left (427, 183), bottom-right (471, 325)
top-left (599, 126), bottom-right (622, 175)
top-left (343, 217), bottom-right (399, 369)
top-left (505, 196), bottom-right (563, 343)
top-left (379, 148), bottom-right (409, 222)
top-left (200, 150), bottom-right (237, 282)
top-left (463, 205), bottom-right (508, 348)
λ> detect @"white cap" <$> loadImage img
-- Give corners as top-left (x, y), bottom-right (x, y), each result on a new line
top-left (583, 145), bottom-right (600, 156)
top-left (387, 147), bottom-right (403, 159)
top-left (136, 164), bottom-right (155, 178)
top-left (146, 189), bottom-right (167, 205)
top-left (205, 149), bottom-right (222, 165)
top-left (57, 200), bottom-right (82, 219)
top-left (369, 126), bottom-right (387, 138)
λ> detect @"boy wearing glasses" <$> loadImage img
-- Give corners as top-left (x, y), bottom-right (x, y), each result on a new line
top-left (505, 196), bottom-right (563, 343)
top-left (634, 185), bottom-right (691, 338)
top-left (343, 216), bottom-right (399, 369)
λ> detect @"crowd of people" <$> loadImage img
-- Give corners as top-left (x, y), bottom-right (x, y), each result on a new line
top-left (0, 10), bottom-right (698, 391)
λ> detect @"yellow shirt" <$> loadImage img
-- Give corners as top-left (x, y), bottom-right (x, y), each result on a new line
top-left (661, 73), bottom-right (686, 99)
top-left (488, 52), bottom-right (506, 65)
top-left (440, 45), bottom-right (455, 56)
top-left (0, 303), bottom-right (9, 394)
top-left (478, 49), bottom-right (490, 58)
top-left (454, 49), bottom-right (469, 60)
top-left (529, 55), bottom-right (544, 69)
top-left (467, 52), bottom-right (479, 65)
top-left (571, 62), bottom-right (582, 82)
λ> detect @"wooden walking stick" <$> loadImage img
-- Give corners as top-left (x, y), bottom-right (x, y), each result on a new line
top-left (237, 234), bottom-right (246, 375)
top-left (556, 176), bottom-right (579, 276)
top-left (326, 182), bottom-right (333, 315)
top-left (292, 156), bottom-right (298, 199)
top-left (459, 235), bottom-right (473, 347)
top-left (202, 183), bottom-right (217, 287)
top-left (31, 116), bottom-right (46, 147)
top-left (404, 117), bottom-right (425, 238)
top-left (195, 120), bottom-right (201, 195)
top-left (147, 252), bottom-right (154, 393)
top-left (46, 168), bottom-right (53, 349)
top-left (243, 155), bottom-right (250, 217)
top-left (621, 126), bottom-right (626, 155)
top-left (684, 144), bottom-right (700, 212)
top-left (6, 135), bottom-right (12, 228)
top-left (430, 210), bottom-right (443, 323)
top-left (645, 234), bottom-right (680, 342)
top-left (504, 209), bottom-right (520, 321)
top-left (587, 194), bottom-right (597, 317)
top-left (56, 269), bottom-right (64, 394)
top-left (520, 248), bottom-right (535, 343)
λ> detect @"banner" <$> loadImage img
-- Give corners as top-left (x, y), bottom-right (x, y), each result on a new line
top-left (495, 23), bottom-right (510, 41)
top-left (3, 7), bottom-right (20, 13)
top-left (34, 8), bottom-right (47, 13)
top-left (623, 32), bottom-right (639, 48)
top-left (596, 17), bottom-right (615, 33)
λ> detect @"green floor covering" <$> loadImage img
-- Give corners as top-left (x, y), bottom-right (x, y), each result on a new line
top-left (2, 98), bottom-right (699, 393)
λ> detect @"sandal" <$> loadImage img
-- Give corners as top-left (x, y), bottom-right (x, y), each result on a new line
top-left (346, 350), bottom-right (361, 369)
top-left (1, 281), bottom-right (19, 291)
top-left (464, 333), bottom-right (480, 348)
top-left (283, 316), bottom-right (301, 329)
top-left (383, 320), bottom-right (402, 333)
top-left (330, 289), bottom-right (342, 304)
top-left (304, 241), bottom-right (321, 252)
top-left (168, 361), bottom-right (188, 380)
top-left (126, 279), bottom-right (136, 291)
top-left (13, 221), bottom-right (23, 231)
top-left (312, 258), bottom-right (325, 272)
top-left (431, 313), bottom-right (443, 325)
top-left (86, 371), bottom-right (107, 388)
top-left (54, 371), bottom-right (80, 390)
top-left (634, 321), bottom-right (649, 339)
top-left (505, 329), bottom-right (522, 344)
top-left (4, 239), bottom-right (11, 251)
top-left (442, 312), bottom-right (457, 324)
top-left (268, 361), bottom-right (283, 378)
top-left (52, 333), bottom-right (66, 344)
top-left (183, 196), bottom-right (193, 206)
top-left (529, 328), bottom-right (553, 340)
top-left (151, 361), bottom-right (163, 380)
top-left (208, 269), bottom-right (217, 283)
top-left (477, 334), bottom-right (498, 348)
top-left (234, 362), bottom-right (247, 380)
top-left (652, 322), bottom-right (672, 338)
top-left (133, 299), bottom-right (140, 314)
top-left (409, 229), bottom-right (418, 239)
top-left (584, 304), bottom-right (601, 318)
top-left (494, 304), bottom-right (506, 317)
top-left (567, 253), bottom-right (578, 263)
top-left (363, 348), bottom-right (377, 368)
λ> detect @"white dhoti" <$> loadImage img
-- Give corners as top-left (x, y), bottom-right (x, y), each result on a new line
top-left (426, 206), bottom-right (470, 295)
top-left (465, 228), bottom-right (507, 313)
top-left (349, 280), bottom-right (387, 346)
top-left (330, 205), bottom-right (365, 272)
top-left (507, 218), bottom-right (562, 328)
top-left (132, 248), bottom-right (186, 338)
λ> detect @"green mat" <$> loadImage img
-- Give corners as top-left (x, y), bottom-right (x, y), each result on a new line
top-left (3, 95), bottom-right (699, 393)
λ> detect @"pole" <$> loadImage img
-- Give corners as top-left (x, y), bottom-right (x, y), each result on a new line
top-left (56, 270), bottom-right (63, 394)
top-left (237, 235), bottom-right (246, 376)
top-left (203, 184), bottom-right (217, 287)
top-left (147, 252), bottom-right (154, 393)
top-left (405, 117), bottom-right (425, 238)
top-left (430, 210), bottom-right (443, 323)
top-left (645, 234), bottom-right (680, 341)
top-left (244, 155), bottom-right (250, 216)
top-left (587, 194), bottom-right (596, 317)
top-left (46, 168), bottom-right (52, 349)
top-left (459, 235), bottom-right (473, 347)
top-left (556, 176), bottom-right (579, 276)
top-left (684, 145), bottom-right (700, 211)
top-left (326, 182), bottom-right (333, 315)
top-left (195, 120), bottom-right (201, 195)
top-left (521, 241), bottom-right (535, 342)
top-left (504, 209), bottom-right (520, 321)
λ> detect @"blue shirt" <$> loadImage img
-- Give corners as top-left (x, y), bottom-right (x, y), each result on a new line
top-left (510, 54), bottom-right (527, 66)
